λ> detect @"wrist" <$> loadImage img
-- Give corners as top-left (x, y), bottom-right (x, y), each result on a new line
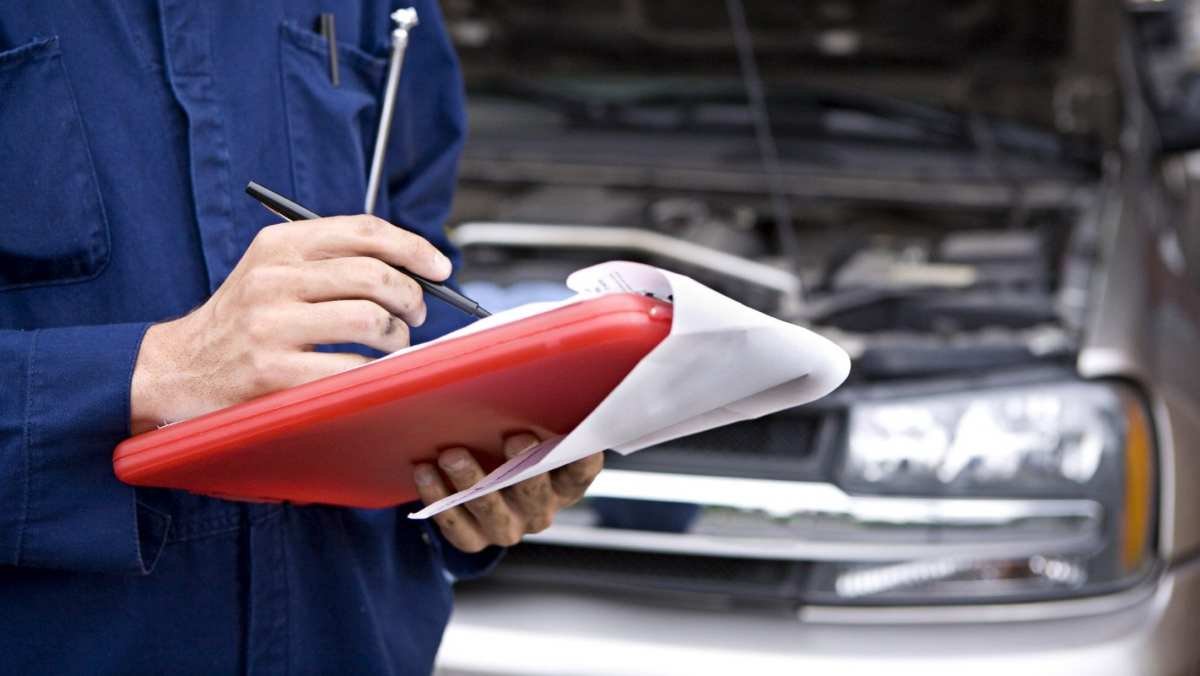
top-left (130, 317), bottom-right (193, 434)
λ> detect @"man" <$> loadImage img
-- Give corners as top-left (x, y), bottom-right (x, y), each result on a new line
top-left (0, 1), bottom-right (600, 672)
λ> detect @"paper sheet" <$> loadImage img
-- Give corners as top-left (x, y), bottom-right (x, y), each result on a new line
top-left (408, 261), bottom-right (850, 519)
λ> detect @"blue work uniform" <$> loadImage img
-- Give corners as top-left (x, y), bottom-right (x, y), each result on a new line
top-left (0, 2), bottom-right (498, 673)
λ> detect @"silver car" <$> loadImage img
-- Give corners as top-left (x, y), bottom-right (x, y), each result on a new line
top-left (436, 1), bottom-right (1200, 673)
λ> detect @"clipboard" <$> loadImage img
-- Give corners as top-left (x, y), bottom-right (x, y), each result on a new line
top-left (113, 293), bottom-right (672, 508)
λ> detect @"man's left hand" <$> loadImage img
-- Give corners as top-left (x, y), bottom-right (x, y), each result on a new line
top-left (413, 433), bottom-right (602, 552)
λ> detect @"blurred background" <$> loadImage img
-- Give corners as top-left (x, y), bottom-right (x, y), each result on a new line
top-left (432, 1), bottom-right (1200, 674)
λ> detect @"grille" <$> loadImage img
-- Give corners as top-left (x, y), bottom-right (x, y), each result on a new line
top-left (605, 409), bottom-right (834, 481)
top-left (488, 543), bottom-right (810, 603)
top-left (481, 403), bottom-right (840, 602)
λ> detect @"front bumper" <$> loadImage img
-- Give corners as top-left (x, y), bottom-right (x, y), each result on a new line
top-left (435, 556), bottom-right (1200, 676)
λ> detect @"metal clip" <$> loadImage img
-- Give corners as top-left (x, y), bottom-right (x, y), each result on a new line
top-left (364, 8), bottom-right (419, 214)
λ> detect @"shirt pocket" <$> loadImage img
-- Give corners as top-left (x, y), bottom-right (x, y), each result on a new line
top-left (0, 36), bottom-right (111, 291)
top-left (278, 22), bottom-right (392, 218)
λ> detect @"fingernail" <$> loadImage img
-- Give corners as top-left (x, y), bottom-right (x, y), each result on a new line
top-left (432, 250), bottom-right (452, 278)
top-left (414, 466), bottom-right (435, 486)
top-left (440, 451), bottom-right (469, 471)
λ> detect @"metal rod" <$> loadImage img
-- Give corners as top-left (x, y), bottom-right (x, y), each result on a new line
top-left (364, 8), bottom-right (418, 214)
top-left (724, 0), bottom-right (804, 312)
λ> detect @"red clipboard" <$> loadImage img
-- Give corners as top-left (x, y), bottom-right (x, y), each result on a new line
top-left (113, 293), bottom-right (672, 508)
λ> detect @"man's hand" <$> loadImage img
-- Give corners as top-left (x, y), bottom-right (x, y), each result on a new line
top-left (413, 433), bottom-right (603, 552)
top-left (131, 215), bottom-right (451, 432)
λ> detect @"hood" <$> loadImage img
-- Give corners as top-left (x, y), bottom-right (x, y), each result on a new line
top-left (443, 0), bottom-right (1124, 146)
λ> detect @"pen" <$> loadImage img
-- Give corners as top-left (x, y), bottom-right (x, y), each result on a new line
top-left (318, 13), bottom-right (339, 87)
top-left (245, 181), bottom-right (491, 319)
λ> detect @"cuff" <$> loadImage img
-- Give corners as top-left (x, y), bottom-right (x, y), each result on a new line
top-left (1, 322), bottom-right (170, 574)
top-left (413, 515), bottom-right (505, 581)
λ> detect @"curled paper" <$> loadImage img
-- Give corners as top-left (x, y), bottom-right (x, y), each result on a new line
top-left (409, 261), bottom-right (850, 519)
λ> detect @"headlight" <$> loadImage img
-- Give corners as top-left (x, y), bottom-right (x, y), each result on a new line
top-left (530, 379), bottom-right (1156, 608)
top-left (808, 380), bottom-right (1156, 604)
top-left (842, 382), bottom-right (1124, 495)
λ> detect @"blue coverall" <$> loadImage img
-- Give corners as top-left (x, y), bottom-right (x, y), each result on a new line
top-left (0, 2), bottom-right (497, 672)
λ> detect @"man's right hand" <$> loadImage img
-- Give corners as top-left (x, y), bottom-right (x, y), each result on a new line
top-left (130, 215), bottom-right (452, 433)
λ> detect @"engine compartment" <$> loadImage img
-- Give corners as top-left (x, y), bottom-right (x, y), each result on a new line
top-left (451, 177), bottom-right (1098, 381)
top-left (436, 0), bottom-right (1130, 609)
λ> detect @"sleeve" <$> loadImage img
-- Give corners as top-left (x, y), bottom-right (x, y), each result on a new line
top-left (0, 323), bottom-right (170, 575)
top-left (383, 0), bottom-right (504, 578)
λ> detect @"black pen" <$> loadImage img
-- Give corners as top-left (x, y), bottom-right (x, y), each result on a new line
top-left (245, 181), bottom-right (491, 319)
top-left (318, 13), bottom-right (339, 87)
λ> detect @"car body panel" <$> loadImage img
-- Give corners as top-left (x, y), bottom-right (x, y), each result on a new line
top-left (437, 559), bottom-right (1200, 676)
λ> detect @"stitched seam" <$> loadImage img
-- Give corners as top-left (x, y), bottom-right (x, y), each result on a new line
top-left (131, 492), bottom-right (145, 570)
top-left (278, 21), bottom-right (387, 74)
top-left (278, 24), bottom-right (300, 209)
top-left (281, 513), bottom-right (290, 676)
top-left (198, 1), bottom-right (240, 270)
top-left (142, 512), bottom-right (172, 573)
top-left (0, 44), bottom-right (113, 293)
top-left (157, 508), bottom-right (284, 545)
top-left (14, 331), bottom-right (39, 565)
top-left (249, 506), bottom-right (284, 526)
top-left (135, 499), bottom-right (172, 522)
top-left (0, 36), bottom-right (57, 69)
top-left (125, 326), bottom-right (153, 570)
top-left (56, 41), bottom-right (114, 285)
top-left (111, 5), bottom-right (163, 73)
top-left (166, 524), bottom-right (246, 544)
top-left (167, 513), bottom-right (243, 539)
top-left (161, 506), bottom-right (282, 542)
top-left (123, 324), bottom-right (151, 438)
top-left (132, 505), bottom-right (173, 574)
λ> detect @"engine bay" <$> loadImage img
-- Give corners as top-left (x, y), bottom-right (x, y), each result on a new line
top-left (451, 178), bottom-right (1099, 381)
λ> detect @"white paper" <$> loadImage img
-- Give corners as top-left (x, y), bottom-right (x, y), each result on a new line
top-left (408, 261), bottom-right (850, 519)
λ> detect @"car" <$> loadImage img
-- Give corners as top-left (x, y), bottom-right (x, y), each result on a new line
top-left (434, 1), bottom-right (1200, 674)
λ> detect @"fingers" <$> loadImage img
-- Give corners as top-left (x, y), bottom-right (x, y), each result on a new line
top-left (413, 463), bottom-right (489, 553)
top-left (503, 433), bottom-right (542, 459)
top-left (279, 352), bottom-right (373, 387)
top-left (233, 351), bottom-right (372, 397)
top-left (550, 452), bottom-right (604, 507)
top-left (279, 215), bottom-right (453, 281)
top-left (282, 352), bottom-right (373, 383)
top-left (165, 217), bottom-right (451, 424)
top-left (500, 434), bottom-right (556, 534)
top-left (411, 434), bottom-right (597, 553)
top-left (439, 448), bottom-right (523, 547)
top-left (294, 257), bottom-right (427, 327)
top-left (266, 300), bottom-right (412, 354)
